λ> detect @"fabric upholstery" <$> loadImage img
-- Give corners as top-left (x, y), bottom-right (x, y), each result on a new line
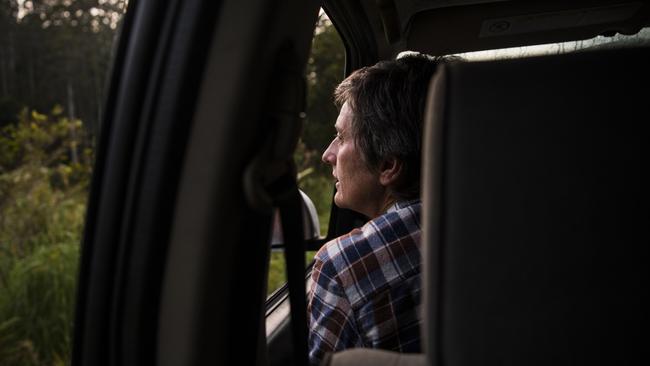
top-left (322, 348), bottom-right (425, 366)
top-left (421, 47), bottom-right (650, 366)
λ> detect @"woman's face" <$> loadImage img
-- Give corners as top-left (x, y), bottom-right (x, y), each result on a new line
top-left (322, 102), bottom-right (386, 218)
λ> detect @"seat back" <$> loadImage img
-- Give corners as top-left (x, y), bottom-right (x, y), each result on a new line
top-left (421, 47), bottom-right (649, 366)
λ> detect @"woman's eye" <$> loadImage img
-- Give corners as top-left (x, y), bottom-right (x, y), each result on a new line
top-left (335, 133), bottom-right (344, 142)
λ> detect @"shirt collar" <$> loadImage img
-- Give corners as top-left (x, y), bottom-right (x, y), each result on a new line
top-left (386, 198), bottom-right (421, 213)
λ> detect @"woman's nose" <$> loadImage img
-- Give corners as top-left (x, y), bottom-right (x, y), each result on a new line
top-left (322, 141), bottom-right (335, 165)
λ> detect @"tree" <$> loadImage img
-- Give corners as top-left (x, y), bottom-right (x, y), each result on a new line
top-left (0, 0), bottom-right (128, 136)
top-left (303, 14), bottom-right (345, 161)
top-left (295, 14), bottom-right (345, 233)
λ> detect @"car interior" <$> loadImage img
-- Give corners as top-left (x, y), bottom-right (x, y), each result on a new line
top-left (71, 0), bottom-right (649, 365)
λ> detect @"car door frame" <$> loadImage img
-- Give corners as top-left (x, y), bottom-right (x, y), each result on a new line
top-left (73, 0), bottom-right (321, 365)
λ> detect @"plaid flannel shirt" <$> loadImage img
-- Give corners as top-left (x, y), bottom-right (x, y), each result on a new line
top-left (308, 199), bottom-right (422, 365)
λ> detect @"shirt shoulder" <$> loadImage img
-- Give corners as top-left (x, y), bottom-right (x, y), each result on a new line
top-left (314, 200), bottom-right (422, 307)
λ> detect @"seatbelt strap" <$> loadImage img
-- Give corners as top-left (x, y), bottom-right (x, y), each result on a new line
top-left (277, 183), bottom-right (309, 366)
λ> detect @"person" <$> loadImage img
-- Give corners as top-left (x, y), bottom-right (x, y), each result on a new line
top-left (307, 54), bottom-right (445, 364)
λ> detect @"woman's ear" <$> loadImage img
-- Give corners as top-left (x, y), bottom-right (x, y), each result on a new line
top-left (379, 158), bottom-right (403, 187)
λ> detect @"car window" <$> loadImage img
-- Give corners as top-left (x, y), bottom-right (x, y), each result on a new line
top-left (266, 9), bottom-right (344, 296)
top-left (0, 1), bottom-right (128, 364)
top-left (455, 27), bottom-right (650, 60)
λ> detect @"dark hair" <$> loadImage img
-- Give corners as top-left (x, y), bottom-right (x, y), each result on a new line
top-left (334, 54), bottom-right (444, 200)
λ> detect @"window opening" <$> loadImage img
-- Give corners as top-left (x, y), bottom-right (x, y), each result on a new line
top-left (455, 27), bottom-right (650, 60)
top-left (0, 1), bottom-right (129, 364)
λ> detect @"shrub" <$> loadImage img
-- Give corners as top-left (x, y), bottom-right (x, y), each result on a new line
top-left (0, 243), bottom-right (79, 366)
top-left (0, 107), bottom-right (90, 365)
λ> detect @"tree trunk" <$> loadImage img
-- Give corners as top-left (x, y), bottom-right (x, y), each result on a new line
top-left (67, 80), bottom-right (79, 165)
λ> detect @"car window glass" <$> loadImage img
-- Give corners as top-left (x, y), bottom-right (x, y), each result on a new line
top-left (0, 1), bottom-right (128, 364)
top-left (266, 9), bottom-right (344, 296)
top-left (455, 27), bottom-right (650, 60)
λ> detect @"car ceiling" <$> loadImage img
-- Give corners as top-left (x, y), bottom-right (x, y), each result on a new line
top-left (327, 0), bottom-right (650, 59)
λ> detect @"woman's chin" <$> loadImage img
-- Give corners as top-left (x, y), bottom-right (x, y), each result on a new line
top-left (333, 194), bottom-right (345, 209)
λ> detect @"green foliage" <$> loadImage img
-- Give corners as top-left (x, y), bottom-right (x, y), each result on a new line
top-left (266, 251), bottom-right (318, 296)
top-left (295, 14), bottom-right (345, 235)
top-left (303, 15), bottom-right (346, 154)
top-left (0, 107), bottom-right (91, 366)
top-left (0, 243), bottom-right (79, 366)
top-left (0, 2), bottom-right (119, 363)
top-left (295, 140), bottom-right (333, 235)
top-left (0, 0), bottom-right (128, 135)
top-left (267, 252), bottom-right (287, 295)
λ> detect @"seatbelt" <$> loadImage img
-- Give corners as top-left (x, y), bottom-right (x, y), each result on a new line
top-left (246, 163), bottom-right (310, 366)
top-left (277, 181), bottom-right (309, 366)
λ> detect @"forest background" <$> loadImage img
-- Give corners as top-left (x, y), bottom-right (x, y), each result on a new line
top-left (0, 1), bottom-right (344, 364)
